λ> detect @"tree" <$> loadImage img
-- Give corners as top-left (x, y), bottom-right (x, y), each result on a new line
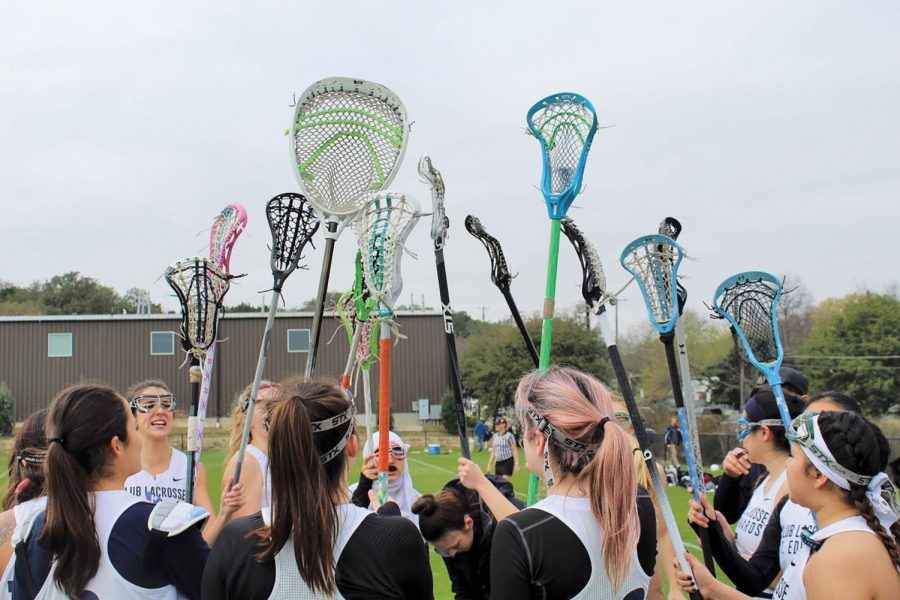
top-left (120, 287), bottom-right (162, 314)
top-left (459, 311), bottom-right (611, 416)
top-left (40, 272), bottom-right (121, 314)
top-left (777, 273), bottom-right (814, 353)
top-left (440, 388), bottom-right (460, 435)
top-left (451, 310), bottom-right (480, 339)
top-left (0, 383), bottom-right (13, 436)
top-left (797, 293), bottom-right (900, 414)
top-left (227, 301), bottom-right (263, 313)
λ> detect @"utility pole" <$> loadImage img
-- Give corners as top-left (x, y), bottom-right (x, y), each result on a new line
top-left (477, 305), bottom-right (489, 321)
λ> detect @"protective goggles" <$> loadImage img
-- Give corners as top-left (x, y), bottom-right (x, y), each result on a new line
top-left (735, 417), bottom-right (783, 441)
top-left (613, 411), bottom-right (632, 429)
top-left (130, 394), bottom-right (176, 413)
top-left (240, 383), bottom-right (280, 413)
top-left (374, 445), bottom-right (408, 460)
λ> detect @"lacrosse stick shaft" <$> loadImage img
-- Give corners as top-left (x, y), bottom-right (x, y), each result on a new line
top-left (305, 232), bottom-right (337, 379)
top-left (596, 312), bottom-right (700, 595)
top-left (341, 323), bottom-right (363, 390)
top-left (501, 288), bottom-right (539, 368)
top-left (434, 246), bottom-right (470, 459)
top-left (377, 319), bottom-right (391, 506)
top-left (527, 220), bottom-right (562, 504)
top-left (674, 320), bottom-right (709, 497)
top-left (184, 356), bottom-right (202, 504)
top-left (233, 295), bottom-right (279, 484)
top-left (662, 333), bottom-right (716, 574)
top-left (362, 367), bottom-right (375, 454)
top-left (192, 343), bottom-right (217, 484)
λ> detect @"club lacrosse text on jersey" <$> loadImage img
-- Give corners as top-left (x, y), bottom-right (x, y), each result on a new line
top-left (127, 483), bottom-right (187, 503)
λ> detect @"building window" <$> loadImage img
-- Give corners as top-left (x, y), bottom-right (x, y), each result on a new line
top-left (287, 329), bottom-right (310, 353)
top-left (150, 331), bottom-right (176, 356)
top-left (48, 333), bottom-right (73, 358)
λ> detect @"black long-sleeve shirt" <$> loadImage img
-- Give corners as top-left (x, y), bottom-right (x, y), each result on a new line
top-left (714, 463), bottom-right (768, 524)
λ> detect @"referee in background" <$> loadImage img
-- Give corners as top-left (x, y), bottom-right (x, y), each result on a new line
top-left (486, 417), bottom-right (519, 481)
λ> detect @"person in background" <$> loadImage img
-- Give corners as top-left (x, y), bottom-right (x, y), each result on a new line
top-left (486, 417), bottom-right (519, 481)
top-left (664, 415), bottom-right (682, 469)
top-left (714, 367), bottom-right (809, 523)
top-left (474, 419), bottom-right (487, 452)
top-left (351, 430), bottom-right (422, 524)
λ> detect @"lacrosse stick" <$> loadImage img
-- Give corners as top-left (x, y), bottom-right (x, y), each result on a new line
top-left (525, 91), bottom-right (598, 504)
top-left (353, 191), bottom-right (420, 505)
top-left (233, 193), bottom-right (319, 484)
top-left (464, 215), bottom-right (539, 367)
top-left (651, 218), bottom-right (717, 573)
top-left (194, 204), bottom-right (247, 483)
top-left (419, 156), bottom-right (470, 459)
top-left (620, 233), bottom-right (716, 575)
top-left (165, 258), bottom-right (231, 504)
top-left (290, 77), bottom-right (410, 380)
top-left (559, 218), bottom-right (703, 593)
top-left (711, 272), bottom-right (794, 429)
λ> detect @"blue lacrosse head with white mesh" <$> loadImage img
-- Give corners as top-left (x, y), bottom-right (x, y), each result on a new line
top-left (526, 93), bottom-right (598, 220)
top-left (619, 234), bottom-right (683, 334)
top-left (712, 271), bottom-right (784, 378)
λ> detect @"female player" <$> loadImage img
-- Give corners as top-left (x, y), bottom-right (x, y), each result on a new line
top-left (490, 367), bottom-right (657, 598)
top-left (688, 391), bottom-right (862, 597)
top-left (412, 459), bottom-right (524, 598)
top-left (485, 417), bottom-right (519, 480)
top-left (124, 379), bottom-right (244, 543)
top-left (612, 399), bottom-right (680, 600)
top-left (0, 409), bottom-right (48, 588)
top-left (350, 430), bottom-right (421, 523)
top-left (201, 379), bottom-right (433, 599)
top-left (222, 380), bottom-right (279, 517)
top-left (678, 410), bottom-right (900, 599)
top-left (14, 384), bottom-right (210, 599)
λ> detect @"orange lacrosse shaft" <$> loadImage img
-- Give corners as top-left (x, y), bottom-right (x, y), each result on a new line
top-left (377, 335), bottom-right (391, 473)
top-left (340, 374), bottom-right (351, 389)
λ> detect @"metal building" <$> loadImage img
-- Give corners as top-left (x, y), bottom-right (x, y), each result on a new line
top-left (0, 311), bottom-right (450, 421)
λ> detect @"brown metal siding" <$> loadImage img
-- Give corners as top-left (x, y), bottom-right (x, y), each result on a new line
top-left (0, 312), bottom-right (450, 421)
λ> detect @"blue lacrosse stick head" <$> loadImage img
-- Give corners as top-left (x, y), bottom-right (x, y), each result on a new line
top-left (711, 271), bottom-right (784, 381)
top-left (526, 93), bottom-right (598, 220)
top-left (619, 234), bottom-right (683, 335)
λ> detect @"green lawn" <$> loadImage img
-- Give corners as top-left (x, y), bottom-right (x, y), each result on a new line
top-left (202, 446), bottom-right (711, 599)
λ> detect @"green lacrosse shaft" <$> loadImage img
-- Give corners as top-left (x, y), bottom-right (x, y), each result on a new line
top-left (527, 219), bottom-right (563, 505)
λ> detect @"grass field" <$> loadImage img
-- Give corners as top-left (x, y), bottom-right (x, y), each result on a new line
top-left (202, 445), bottom-right (708, 599)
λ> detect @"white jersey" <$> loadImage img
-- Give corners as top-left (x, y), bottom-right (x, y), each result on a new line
top-left (532, 495), bottom-right (650, 599)
top-left (772, 515), bottom-right (874, 600)
top-left (0, 497), bottom-right (47, 600)
top-left (125, 448), bottom-right (189, 503)
top-left (736, 469), bottom-right (787, 558)
top-left (265, 503), bottom-right (370, 599)
top-left (246, 444), bottom-right (272, 510)
top-left (777, 500), bottom-right (816, 574)
top-left (29, 490), bottom-right (179, 600)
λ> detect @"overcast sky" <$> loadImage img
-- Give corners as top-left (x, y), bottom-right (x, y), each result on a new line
top-left (2, 1), bottom-right (898, 337)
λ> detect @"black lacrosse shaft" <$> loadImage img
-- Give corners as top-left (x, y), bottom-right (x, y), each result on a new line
top-left (435, 247), bottom-right (470, 459)
top-left (501, 288), bottom-right (540, 368)
top-left (305, 226), bottom-right (337, 379)
top-left (185, 354), bottom-right (200, 504)
top-left (662, 332), bottom-right (716, 575)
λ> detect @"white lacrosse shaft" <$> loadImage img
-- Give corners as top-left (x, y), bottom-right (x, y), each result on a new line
top-left (192, 342), bottom-right (217, 482)
top-left (595, 309), bottom-right (697, 585)
top-left (341, 321), bottom-right (363, 390)
top-left (233, 295), bottom-right (278, 484)
top-left (675, 319), bottom-right (706, 493)
top-left (361, 367), bottom-right (375, 455)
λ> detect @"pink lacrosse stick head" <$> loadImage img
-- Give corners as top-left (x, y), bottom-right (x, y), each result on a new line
top-left (209, 203), bottom-right (248, 273)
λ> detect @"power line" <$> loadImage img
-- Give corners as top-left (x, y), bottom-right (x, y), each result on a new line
top-left (788, 354), bottom-right (900, 360)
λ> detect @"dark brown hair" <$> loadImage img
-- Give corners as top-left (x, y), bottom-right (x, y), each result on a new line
top-left (3, 409), bottom-right (49, 510)
top-left (39, 384), bottom-right (130, 599)
top-left (254, 379), bottom-right (355, 595)
top-left (412, 488), bottom-right (470, 543)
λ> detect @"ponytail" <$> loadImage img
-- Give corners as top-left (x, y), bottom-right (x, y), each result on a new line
top-left (516, 367), bottom-right (638, 590)
top-left (3, 408), bottom-right (49, 510)
top-left (40, 384), bottom-right (130, 599)
top-left (227, 380), bottom-right (276, 460)
top-left (255, 379), bottom-right (354, 595)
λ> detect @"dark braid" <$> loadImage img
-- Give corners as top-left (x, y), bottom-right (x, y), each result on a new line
top-left (817, 412), bottom-right (900, 570)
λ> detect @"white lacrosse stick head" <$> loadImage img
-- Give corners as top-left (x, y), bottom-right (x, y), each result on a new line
top-left (417, 155), bottom-right (448, 248)
top-left (290, 77), bottom-right (409, 230)
top-left (352, 191), bottom-right (420, 315)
